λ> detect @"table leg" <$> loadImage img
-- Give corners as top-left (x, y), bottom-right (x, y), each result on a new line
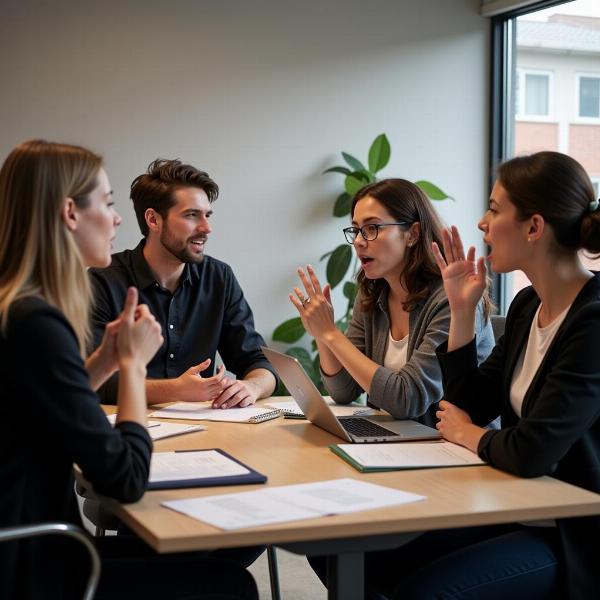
top-left (327, 551), bottom-right (364, 600)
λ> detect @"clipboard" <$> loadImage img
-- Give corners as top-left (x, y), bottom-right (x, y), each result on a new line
top-left (147, 448), bottom-right (268, 490)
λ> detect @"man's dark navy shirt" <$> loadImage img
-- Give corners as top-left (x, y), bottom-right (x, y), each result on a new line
top-left (89, 240), bottom-right (275, 404)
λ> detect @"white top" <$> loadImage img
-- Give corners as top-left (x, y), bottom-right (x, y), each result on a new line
top-left (510, 302), bottom-right (571, 417)
top-left (383, 331), bottom-right (409, 371)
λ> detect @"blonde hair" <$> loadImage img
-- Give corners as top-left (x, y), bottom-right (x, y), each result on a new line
top-left (0, 140), bottom-right (103, 354)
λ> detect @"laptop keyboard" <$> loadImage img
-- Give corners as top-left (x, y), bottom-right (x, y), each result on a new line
top-left (338, 417), bottom-right (399, 438)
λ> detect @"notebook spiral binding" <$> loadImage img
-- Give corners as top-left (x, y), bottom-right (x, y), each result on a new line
top-left (247, 409), bottom-right (282, 423)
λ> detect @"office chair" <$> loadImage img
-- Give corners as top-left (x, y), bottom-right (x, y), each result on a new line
top-left (490, 314), bottom-right (506, 342)
top-left (0, 522), bottom-right (101, 600)
top-left (79, 489), bottom-right (282, 600)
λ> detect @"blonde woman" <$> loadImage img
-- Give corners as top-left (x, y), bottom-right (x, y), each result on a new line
top-left (0, 140), bottom-right (258, 600)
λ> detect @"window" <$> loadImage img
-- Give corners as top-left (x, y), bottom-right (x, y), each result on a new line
top-left (490, 0), bottom-right (600, 313)
top-left (577, 74), bottom-right (600, 119)
top-left (516, 69), bottom-right (552, 117)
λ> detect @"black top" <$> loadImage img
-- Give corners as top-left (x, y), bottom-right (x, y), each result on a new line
top-left (0, 297), bottom-right (152, 599)
top-left (437, 273), bottom-right (600, 600)
top-left (89, 241), bottom-right (275, 404)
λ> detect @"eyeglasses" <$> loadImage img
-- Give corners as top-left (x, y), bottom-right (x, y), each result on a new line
top-left (343, 222), bottom-right (410, 244)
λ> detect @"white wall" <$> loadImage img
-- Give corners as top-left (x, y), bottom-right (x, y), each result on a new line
top-left (0, 0), bottom-right (489, 348)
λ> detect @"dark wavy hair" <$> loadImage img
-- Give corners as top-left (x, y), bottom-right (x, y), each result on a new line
top-left (130, 158), bottom-right (219, 236)
top-left (497, 151), bottom-right (600, 256)
top-left (352, 179), bottom-right (492, 318)
top-left (351, 179), bottom-right (445, 313)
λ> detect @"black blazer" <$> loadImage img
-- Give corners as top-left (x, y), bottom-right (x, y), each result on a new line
top-left (437, 273), bottom-right (600, 600)
top-left (0, 298), bottom-right (152, 599)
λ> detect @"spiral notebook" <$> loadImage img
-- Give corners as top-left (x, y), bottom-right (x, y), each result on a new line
top-left (149, 403), bottom-right (281, 424)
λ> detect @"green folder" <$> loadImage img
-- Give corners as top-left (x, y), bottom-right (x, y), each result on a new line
top-left (330, 443), bottom-right (485, 473)
top-left (329, 444), bottom-right (393, 473)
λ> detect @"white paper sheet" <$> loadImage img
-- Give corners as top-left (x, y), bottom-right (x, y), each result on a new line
top-left (336, 442), bottom-right (484, 469)
top-left (162, 478), bottom-right (425, 530)
top-left (149, 403), bottom-right (280, 423)
top-left (106, 414), bottom-right (206, 440)
top-left (149, 450), bottom-right (249, 483)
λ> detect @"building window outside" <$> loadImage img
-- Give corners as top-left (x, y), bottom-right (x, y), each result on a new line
top-left (516, 69), bottom-right (552, 117)
top-left (577, 74), bottom-right (600, 119)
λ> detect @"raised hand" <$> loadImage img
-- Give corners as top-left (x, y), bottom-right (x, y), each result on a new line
top-left (289, 265), bottom-right (335, 340)
top-left (116, 287), bottom-right (163, 367)
top-left (432, 226), bottom-right (487, 315)
top-left (85, 318), bottom-right (121, 390)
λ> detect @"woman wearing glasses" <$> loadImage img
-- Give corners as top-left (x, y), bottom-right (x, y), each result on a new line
top-left (290, 178), bottom-right (494, 427)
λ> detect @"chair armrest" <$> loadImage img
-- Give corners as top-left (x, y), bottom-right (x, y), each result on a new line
top-left (0, 522), bottom-right (100, 600)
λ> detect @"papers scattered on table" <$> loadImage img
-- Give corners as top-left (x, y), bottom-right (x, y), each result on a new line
top-left (149, 403), bottom-right (281, 423)
top-left (331, 442), bottom-right (484, 472)
top-left (148, 449), bottom-right (267, 489)
top-left (107, 414), bottom-right (205, 440)
top-left (162, 478), bottom-right (425, 530)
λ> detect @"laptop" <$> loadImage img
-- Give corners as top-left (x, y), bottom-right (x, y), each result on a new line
top-left (262, 347), bottom-right (441, 443)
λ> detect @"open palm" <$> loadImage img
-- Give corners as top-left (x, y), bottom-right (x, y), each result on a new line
top-left (432, 226), bottom-right (487, 313)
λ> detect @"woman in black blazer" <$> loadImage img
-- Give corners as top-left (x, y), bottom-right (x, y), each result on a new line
top-left (0, 140), bottom-right (258, 600)
top-left (356, 152), bottom-right (600, 600)
top-left (427, 152), bottom-right (600, 599)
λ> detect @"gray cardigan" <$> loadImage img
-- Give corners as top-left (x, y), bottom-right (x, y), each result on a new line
top-left (321, 283), bottom-right (495, 428)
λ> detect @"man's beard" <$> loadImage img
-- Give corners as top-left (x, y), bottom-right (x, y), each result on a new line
top-left (160, 228), bottom-right (207, 264)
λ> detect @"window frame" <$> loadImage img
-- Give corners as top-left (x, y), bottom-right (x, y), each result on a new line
top-left (489, 0), bottom-right (573, 314)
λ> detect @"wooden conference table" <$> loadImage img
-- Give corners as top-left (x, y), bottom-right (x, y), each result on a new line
top-left (104, 402), bottom-right (600, 600)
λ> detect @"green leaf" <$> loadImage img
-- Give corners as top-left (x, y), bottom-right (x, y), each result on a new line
top-left (333, 192), bottom-right (352, 217)
top-left (326, 244), bottom-right (352, 289)
top-left (342, 152), bottom-right (366, 172)
top-left (322, 165), bottom-right (352, 176)
top-left (354, 169), bottom-right (373, 183)
top-left (319, 250), bottom-right (333, 262)
top-left (286, 347), bottom-right (317, 381)
top-left (344, 174), bottom-right (366, 197)
top-left (343, 281), bottom-right (358, 303)
top-left (311, 338), bottom-right (318, 352)
top-left (415, 180), bottom-right (454, 201)
top-left (368, 134), bottom-right (391, 173)
top-left (312, 353), bottom-right (321, 378)
top-left (272, 317), bottom-right (306, 343)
